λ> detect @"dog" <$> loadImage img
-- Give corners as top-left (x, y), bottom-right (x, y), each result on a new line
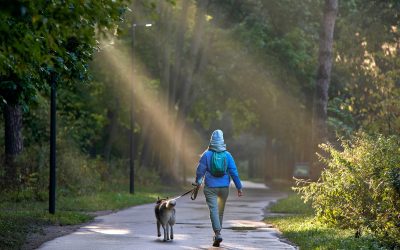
top-left (155, 197), bottom-right (176, 241)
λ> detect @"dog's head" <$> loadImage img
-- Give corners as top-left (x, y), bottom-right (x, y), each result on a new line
top-left (166, 199), bottom-right (176, 208)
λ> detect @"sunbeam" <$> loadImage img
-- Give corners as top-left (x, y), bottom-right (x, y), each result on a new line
top-left (101, 43), bottom-right (202, 181)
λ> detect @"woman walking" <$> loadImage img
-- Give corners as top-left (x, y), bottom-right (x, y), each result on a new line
top-left (195, 129), bottom-right (243, 247)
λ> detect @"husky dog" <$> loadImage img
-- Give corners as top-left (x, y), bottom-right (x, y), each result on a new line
top-left (155, 197), bottom-right (176, 241)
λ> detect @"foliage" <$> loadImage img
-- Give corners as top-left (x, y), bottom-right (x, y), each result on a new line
top-left (2, 133), bottom-right (103, 196)
top-left (206, 0), bottom-right (321, 136)
top-left (56, 140), bottom-right (104, 195)
top-left (3, 137), bottom-right (164, 199)
top-left (267, 193), bottom-right (387, 249)
top-left (333, 0), bottom-right (400, 136)
top-left (327, 97), bottom-right (355, 138)
top-left (295, 133), bottom-right (400, 247)
top-left (2, 0), bottom-right (398, 193)
top-left (0, 0), bottom-right (130, 187)
top-left (57, 82), bottom-right (107, 152)
top-left (0, 0), bottom-right (129, 107)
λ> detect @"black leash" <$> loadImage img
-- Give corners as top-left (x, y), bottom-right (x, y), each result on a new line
top-left (171, 183), bottom-right (200, 201)
top-left (172, 176), bottom-right (204, 201)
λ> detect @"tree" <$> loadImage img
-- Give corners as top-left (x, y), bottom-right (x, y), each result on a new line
top-left (201, 0), bottom-right (323, 179)
top-left (331, 0), bottom-right (400, 137)
top-left (0, 0), bottom-right (128, 184)
top-left (310, 0), bottom-right (338, 179)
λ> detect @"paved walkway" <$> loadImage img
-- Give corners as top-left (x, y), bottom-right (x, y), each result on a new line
top-left (39, 181), bottom-right (297, 250)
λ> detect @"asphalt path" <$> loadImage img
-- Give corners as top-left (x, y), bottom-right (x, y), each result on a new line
top-left (39, 181), bottom-right (297, 250)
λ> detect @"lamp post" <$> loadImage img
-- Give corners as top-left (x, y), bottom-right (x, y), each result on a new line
top-left (49, 71), bottom-right (57, 214)
top-left (130, 22), bottom-right (152, 194)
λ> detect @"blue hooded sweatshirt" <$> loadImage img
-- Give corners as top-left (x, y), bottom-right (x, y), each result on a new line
top-left (195, 130), bottom-right (243, 190)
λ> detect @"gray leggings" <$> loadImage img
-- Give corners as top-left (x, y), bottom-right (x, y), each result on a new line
top-left (204, 186), bottom-right (229, 233)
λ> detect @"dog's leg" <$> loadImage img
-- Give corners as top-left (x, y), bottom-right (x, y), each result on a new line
top-left (166, 223), bottom-right (170, 241)
top-left (162, 225), bottom-right (167, 242)
top-left (170, 209), bottom-right (176, 240)
top-left (157, 221), bottom-right (161, 237)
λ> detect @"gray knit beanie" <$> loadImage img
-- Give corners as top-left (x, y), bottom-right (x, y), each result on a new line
top-left (209, 129), bottom-right (226, 152)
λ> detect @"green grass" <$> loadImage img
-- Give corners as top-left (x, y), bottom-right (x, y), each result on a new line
top-left (58, 191), bottom-right (161, 211)
top-left (0, 208), bottom-right (93, 250)
top-left (269, 193), bottom-right (314, 215)
top-left (0, 185), bottom-right (180, 250)
top-left (0, 213), bottom-right (43, 250)
top-left (266, 193), bottom-right (387, 250)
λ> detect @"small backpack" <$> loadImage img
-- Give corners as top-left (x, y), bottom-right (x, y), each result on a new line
top-left (210, 151), bottom-right (228, 177)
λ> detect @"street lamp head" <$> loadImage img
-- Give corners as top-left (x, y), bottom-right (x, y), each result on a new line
top-left (133, 22), bottom-right (153, 28)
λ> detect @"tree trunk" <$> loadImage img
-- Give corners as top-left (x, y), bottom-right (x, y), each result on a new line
top-left (3, 103), bottom-right (23, 185)
top-left (103, 102), bottom-right (119, 163)
top-left (140, 110), bottom-right (154, 169)
top-left (311, 0), bottom-right (338, 180)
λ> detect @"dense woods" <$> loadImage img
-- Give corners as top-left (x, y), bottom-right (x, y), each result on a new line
top-left (0, 0), bottom-right (399, 247)
top-left (1, 0), bottom-right (399, 190)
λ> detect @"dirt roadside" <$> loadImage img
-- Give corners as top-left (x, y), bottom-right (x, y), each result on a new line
top-left (22, 210), bottom-right (113, 250)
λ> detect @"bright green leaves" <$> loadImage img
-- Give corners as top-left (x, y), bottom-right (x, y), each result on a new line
top-left (0, 0), bottom-right (129, 106)
top-left (295, 133), bottom-right (400, 247)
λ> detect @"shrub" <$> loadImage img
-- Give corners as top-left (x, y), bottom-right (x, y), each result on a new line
top-left (295, 133), bottom-right (400, 248)
top-left (0, 136), bottom-right (105, 200)
top-left (56, 140), bottom-right (103, 196)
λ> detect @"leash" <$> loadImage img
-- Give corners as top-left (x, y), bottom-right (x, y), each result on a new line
top-left (171, 177), bottom-right (204, 201)
top-left (171, 184), bottom-right (199, 201)
top-left (190, 183), bottom-right (200, 200)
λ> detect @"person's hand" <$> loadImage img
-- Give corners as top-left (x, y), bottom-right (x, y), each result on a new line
top-left (237, 189), bottom-right (243, 197)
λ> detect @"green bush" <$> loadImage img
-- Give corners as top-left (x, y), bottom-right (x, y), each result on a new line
top-left (2, 138), bottom-right (106, 198)
top-left (56, 140), bottom-right (103, 196)
top-left (295, 133), bottom-right (400, 248)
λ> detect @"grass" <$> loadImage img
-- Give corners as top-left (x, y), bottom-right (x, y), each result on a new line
top-left (0, 184), bottom-right (181, 250)
top-left (268, 193), bottom-right (314, 215)
top-left (58, 191), bottom-right (161, 211)
top-left (0, 210), bottom-right (92, 250)
top-left (266, 193), bottom-right (387, 250)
